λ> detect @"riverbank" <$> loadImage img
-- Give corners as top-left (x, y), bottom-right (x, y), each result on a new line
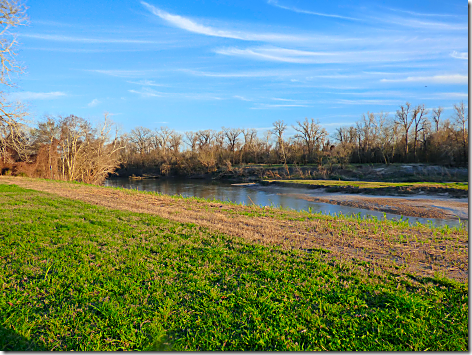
top-left (261, 179), bottom-right (468, 197)
top-left (0, 180), bottom-right (468, 351)
top-left (116, 163), bottom-right (468, 184)
top-left (256, 179), bottom-right (468, 220)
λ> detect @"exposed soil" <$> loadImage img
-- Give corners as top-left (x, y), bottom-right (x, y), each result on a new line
top-left (262, 180), bottom-right (468, 198)
top-left (1, 176), bottom-right (468, 283)
top-left (279, 192), bottom-right (468, 220)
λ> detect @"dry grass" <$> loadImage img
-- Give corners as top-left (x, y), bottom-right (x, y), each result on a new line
top-left (1, 176), bottom-right (468, 282)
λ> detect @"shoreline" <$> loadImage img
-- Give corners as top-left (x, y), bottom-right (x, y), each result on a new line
top-left (255, 180), bottom-right (468, 220)
top-left (107, 176), bottom-right (469, 220)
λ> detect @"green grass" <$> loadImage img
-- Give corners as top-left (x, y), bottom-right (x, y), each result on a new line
top-left (0, 183), bottom-right (468, 351)
top-left (266, 179), bottom-right (468, 190)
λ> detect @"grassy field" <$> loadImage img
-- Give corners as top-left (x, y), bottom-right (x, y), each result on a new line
top-left (0, 183), bottom-right (468, 351)
top-left (264, 179), bottom-right (468, 191)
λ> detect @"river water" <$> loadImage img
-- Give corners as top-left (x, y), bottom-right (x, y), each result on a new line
top-left (104, 177), bottom-right (465, 228)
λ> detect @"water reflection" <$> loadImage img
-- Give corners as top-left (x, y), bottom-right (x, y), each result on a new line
top-left (104, 177), bottom-right (465, 228)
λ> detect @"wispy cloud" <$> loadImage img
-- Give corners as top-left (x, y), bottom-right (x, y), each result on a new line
top-left (450, 51), bottom-right (468, 60)
top-left (129, 88), bottom-right (223, 100)
top-left (10, 91), bottom-right (67, 100)
top-left (379, 16), bottom-right (467, 31)
top-left (417, 92), bottom-right (469, 100)
top-left (127, 79), bottom-right (165, 86)
top-left (334, 99), bottom-right (399, 106)
top-left (24, 47), bottom-right (145, 53)
top-left (89, 69), bottom-right (159, 78)
top-left (23, 46), bottom-right (162, 53)
top-left (381, 74), bottom-right (468, 84)
top-left (271, 97), bottom-right (311, 104)
top-left (233, 95), bottom-right (252, 101)
top-left (141, 1), bottom-right (302, 42)
top-left (179, 68), bottom-right (296, 78)
top-left (267, 0), bottom-right (360, 21)
top-left (129, 89), bottom-right (161, 98)
top-left (87, 99), bottom-right (100, 107)
top-left (21, 33), bottom-right (161, 44)
top-left (250, 103), bottom-right (311, 109)
top-left (31, 19), bottom-right (78, 27)
top-left (215, 47), bottom-right (330, 63)
top-left (215, 46), bottom-right (429, 64)
top-left (383, 7), bottom-right (463, 18)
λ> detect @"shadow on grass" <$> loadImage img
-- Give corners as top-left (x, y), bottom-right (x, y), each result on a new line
top-left (0, 325), bottom-right (49, 351)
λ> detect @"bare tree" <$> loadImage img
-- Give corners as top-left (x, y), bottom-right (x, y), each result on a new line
top-left (196, 129), bottom-right (213, 151)
top-left (149, 130), bottom-right (162, 152)
top-left (374, 112), bottom-right (395, 165)
top-left (411, 104), bottom-right (429, 162)
top-left (0, 0), bottom-right (27, 86)
top-left (129, 126), bottom-right (151, 157)
top-left (30, 115), bottom-right (61, 178)
top-left (78, 113), bottom-right (124, 184)
top-left (271, 120), bottom-right (291, 176)
top-left (292, 118), bottom-right (327, 164)
top-left (222, 127), bottom-right (241, 165)
top-left (55, 114), bottom-right (123, 184)
top-left (169, 131), bottom-right (182, 155)
top-left (355, 113), bottom-right (377, 162)
top-left (184, 131), bottom-right (198, 152)
top-left (56, 115), bottom-right (91, 181)
top-left (0, 98), bottom-right (28, 162)
top-left (272, 120), bottom-right (287, 165)
top-left (395, 102), bottom-right (413, 159)
top-left (453, 101), bottom-right (468, 161)
top-left (333, 126), bottom-right (349, 145)
top-left (157, 126), bottom-right (173, 158)
top-left (0, 1), bottom-right (28, 164)
top-left (432, 107), bottom-right (443, 132)
top-left (241, 128), bottom-right (257, 163)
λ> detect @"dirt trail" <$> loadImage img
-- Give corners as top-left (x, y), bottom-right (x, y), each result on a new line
top-left (1, 177), bottom-right (468, 282)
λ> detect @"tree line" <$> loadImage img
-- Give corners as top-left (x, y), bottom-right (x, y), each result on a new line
top-left (118, 102), bottom-right (467, 178)
top-left (0, 101), bottom-right (467, 184)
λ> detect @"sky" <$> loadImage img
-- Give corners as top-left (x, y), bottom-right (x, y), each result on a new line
top-left (11, 0), bottom-right (469, 137)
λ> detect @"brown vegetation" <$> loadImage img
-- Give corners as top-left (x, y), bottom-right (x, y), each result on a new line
top-left (1, 113), bottom-right (123, 184)
top-left (0, 100), bottom-right (468, 183)
top-left (112, 102), bottom-right (468, 179)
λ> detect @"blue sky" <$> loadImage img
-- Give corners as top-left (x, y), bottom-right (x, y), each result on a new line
top-left (12, 0), bottom-right (469, 136)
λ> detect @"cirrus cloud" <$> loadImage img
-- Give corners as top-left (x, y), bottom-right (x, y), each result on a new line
top-left (9, 91), bottom-right (67, 100)
top-left (380, 74), bottom-right (468, 84)
top-left (141, 1), bottom-right (303, 42)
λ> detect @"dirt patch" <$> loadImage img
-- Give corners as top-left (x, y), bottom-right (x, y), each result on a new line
top-left (1, 176), bottom-right (468, 283)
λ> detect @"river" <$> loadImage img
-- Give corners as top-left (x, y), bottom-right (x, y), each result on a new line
top-left (104, 177), bottom-right (465, 228)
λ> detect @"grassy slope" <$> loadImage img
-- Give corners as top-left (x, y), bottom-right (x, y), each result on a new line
top-left (0, 184), bottom-right (468, 351)
top-left (265, 179), bottom-right (468, 190)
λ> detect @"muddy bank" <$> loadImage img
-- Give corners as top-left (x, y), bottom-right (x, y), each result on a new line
top-left (278, 192), bottom-right (468, 220)
top-left (262, 180), bottom-right (468, 198)
top-left (115, 163), bottom-right (468, 184)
